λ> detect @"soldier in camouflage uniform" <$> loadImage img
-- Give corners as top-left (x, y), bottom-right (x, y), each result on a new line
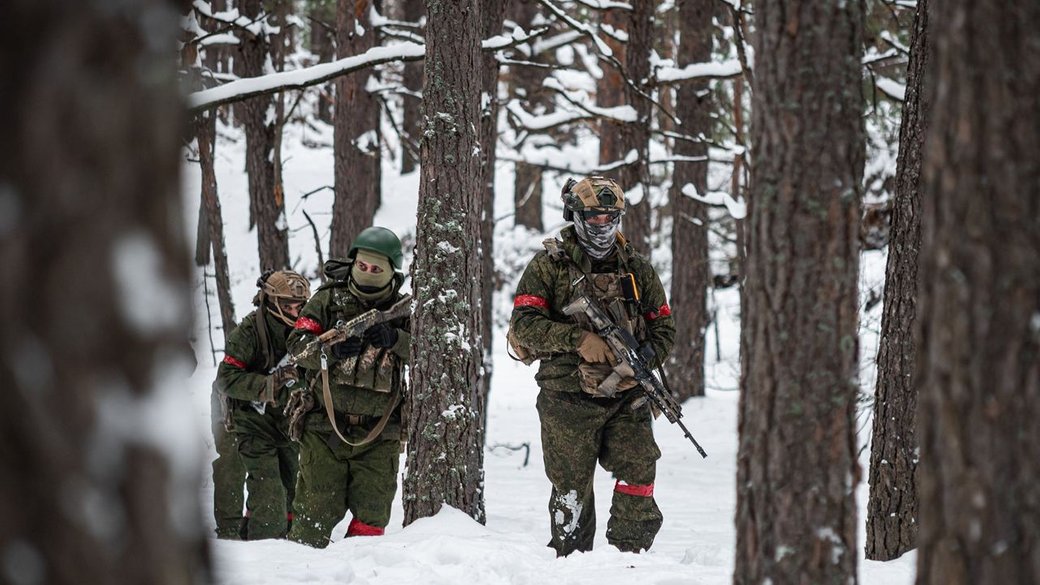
top-left (215, 270), bottom-right (311, 540)
top-left (210, 387), bottom-right (246, 539)
top-left (509, 176), bottom-right (676, 556)
top-left (286, 226), bottom-right (411, 547)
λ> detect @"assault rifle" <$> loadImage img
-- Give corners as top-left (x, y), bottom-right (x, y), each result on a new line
top-left (289, 294), bottom-right (413, 364)
top-left (563, 296), bottom-right (708, 458)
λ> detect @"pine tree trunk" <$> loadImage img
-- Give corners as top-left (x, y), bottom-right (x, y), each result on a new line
top-left (238, 0), bottom-right (290, 270)
top-left (598, 1), bottom-right (653, 256)
top-left (310, 0), bottom-right (337, 124)
top-left (329, 0), bottom-right (382, 258)
top-left (400, 0), bottom-right (423, 173)
top-left (864, 0), bottom-right (930, 562)
top-left (0, 1), bottom-right (210, 583)
top-left (198, 111), bottom-right (239, 339)
top-left (509, 0), bottom-right (545, 232)
top-left (915, 1), bottom-right (1040, 582)
top-left (477, 0), bottom-right (505, 445)
top-left (665, 0), bottom-right (711, 401)
top-left (734, 3), bottom-right (865, 584)
top-left (403, 0), bottom-right (486, 525)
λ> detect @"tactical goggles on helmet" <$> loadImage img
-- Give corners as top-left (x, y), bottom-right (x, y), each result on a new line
top-left (579, 208), bottom-right (623, 223)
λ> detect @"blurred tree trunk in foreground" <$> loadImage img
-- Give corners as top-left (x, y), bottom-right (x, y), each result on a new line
top-left (0, 1), bottom-right (211, 583)
top-left (915, 1), bottom-right (1040, 582)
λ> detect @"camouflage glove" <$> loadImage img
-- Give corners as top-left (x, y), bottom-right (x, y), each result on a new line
top-left (262, 365), bottom-right (298, 405)
top-left (363, 323), bottom-right (399, 349)
top-left (576, 331), bottom-right (614, 364)
top-left (331, 336), bottom-right (364, 359)
top-left (282, 388), bottom-right (316, 442)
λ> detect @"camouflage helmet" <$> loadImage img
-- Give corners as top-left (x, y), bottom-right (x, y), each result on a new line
top-left (255, 270), bottom-right (311, 326)
top-left (349, 226), bottom-right (404, 271)
top-left (561, 176), bottom-right (626, 221)
top-left (258, 270), bottom-right (311, 302)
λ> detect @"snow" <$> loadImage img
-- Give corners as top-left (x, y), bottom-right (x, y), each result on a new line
top-left (188, 43), bottom-right (425, 111)
top-left (183, 100), bottom-right (915, 585)
top-left (680, 183), bottom-right (747, 220)
top-left (875, 77), bottom-right (907, 102)
top-left (655, 59), bottom-right (743, 83)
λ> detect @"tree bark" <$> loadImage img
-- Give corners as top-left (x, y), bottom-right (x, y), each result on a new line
top-left (329, 0), bottom-right (382, 258)
top-left (665, 0), bottom-right (712, 401)
top-left (403, 0), bottom-right (486, 525)
top-left (598, 1), bottom-right (653, 256)
top-left (477, 0), bottom-right (505, 445)
top-left (238, 0), bottom-right (290, 270)
top-left (0, 1), bottom-right (210, 583)
top-left (864, 0), bottom-right (930, 562)
top-left (400, 0), bottom-right (423, 173)
top-left (509, 0), bottom-right (546, 232)
top-left (915, 1), bottom-right (1040, 583)
top-left (198, 111), bottom-right (239, 340)
top-left (734, 3), bottom-right (865, 584)
top-left (310, 0), bottom-right (337, 124)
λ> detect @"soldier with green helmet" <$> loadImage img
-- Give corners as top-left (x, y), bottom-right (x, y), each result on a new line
top-left (286, 226), bottom-right (411, 546)
top-left (215, 269), bottom-right (312, 540)
top-left (509, 176), bottom-right (676, 556)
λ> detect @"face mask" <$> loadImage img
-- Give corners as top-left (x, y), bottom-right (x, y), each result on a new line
top-left (574, 215), bottom-right (620, 259)
top-left (349, 250), bottom-right (394, 300)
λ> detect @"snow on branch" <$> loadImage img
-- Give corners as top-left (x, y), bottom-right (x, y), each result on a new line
top-left (505, 100), bottom-right (593, 131)
top-left (543, 77), bottom-right (637, 123)
top-left (534, 0), bottom-right (614, 57)
top-left (188, 43), bottom-right (424, 112)
top-left (654, 59), bottom-right (743, 84)
top-left (875, 77), bottom-right (906, 102)
top-left (483, 26), bottom-right (553, 51)
top-left (572, 0), bottom-right (633, 10)
top-left (682, 183), bottom-right (747, 219)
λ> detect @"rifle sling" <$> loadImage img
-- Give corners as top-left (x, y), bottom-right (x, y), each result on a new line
top-left (320, 355), bottom-right (399, 448)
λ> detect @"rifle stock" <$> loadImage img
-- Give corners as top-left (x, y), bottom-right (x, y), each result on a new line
top-left (563, 296), bottom-right (708, 458)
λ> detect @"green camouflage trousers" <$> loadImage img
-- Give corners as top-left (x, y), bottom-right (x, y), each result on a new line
top-left (288, 427), bottom-right (401, 548)
top-left (211, 389), bottom-right (245, 539)
top-left (536, 389), bottom-right (663, 556)
top-left (233, 407), bottom-right (299, 540)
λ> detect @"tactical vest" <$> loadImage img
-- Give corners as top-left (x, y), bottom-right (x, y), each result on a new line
top-left (324, 287), bottom-right (405, 413)
top-left (509, 238), bottom-right (648, 394)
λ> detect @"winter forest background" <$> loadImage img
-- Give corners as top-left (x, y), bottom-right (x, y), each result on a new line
top-left (2, 1), bottom-right (1038, 585)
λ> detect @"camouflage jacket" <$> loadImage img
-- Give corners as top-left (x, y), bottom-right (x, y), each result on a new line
top-left (215, 309), bottom-right (294, 418)
top-left (509, 226), bottom-right (676, 393)
top-left (287, 281), bottom-right (411, 422)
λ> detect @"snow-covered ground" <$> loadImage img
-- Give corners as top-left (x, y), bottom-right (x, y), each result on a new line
top-left (184, 116), bottom-right (914, 584)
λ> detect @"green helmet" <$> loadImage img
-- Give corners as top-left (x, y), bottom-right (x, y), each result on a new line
top-left (348, 226), bottom-right (404, 271)
top-left (561, 176), bottom-right (626, 221)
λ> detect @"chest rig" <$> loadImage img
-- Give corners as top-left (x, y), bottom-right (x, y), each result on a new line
top-left (328, 287), bottom-right (403, 394)
top-left (543, 238), bottom-right (649, 344)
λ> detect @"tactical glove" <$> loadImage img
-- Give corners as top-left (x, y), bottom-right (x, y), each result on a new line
top-left (576, 331), bottom-right (614, 364)
top-left (262, 365), bottom-right (299, 405)
top-left (363, 322), bottom-right (399, 349)
top-left (332, 336), bottom-right (364, 359)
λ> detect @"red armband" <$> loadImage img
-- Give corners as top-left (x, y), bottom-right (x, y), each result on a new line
top-left (644, 304), bottom-right (672, 321)
top-left (293, 316), bottom-right (324, 335)
top-left (513, 294), bottom-right (549, 310)
top-left (222, 355), bottom-right (247, 369)
top-left (614, 481), bottom-right (654, 497)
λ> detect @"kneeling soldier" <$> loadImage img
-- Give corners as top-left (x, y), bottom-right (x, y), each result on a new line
top-left (509, 176), bottom-right (676, 556)
top-left (215, 269), bottom-right (311, 540)
top-left (287, 226), bottom-right (411, 547)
